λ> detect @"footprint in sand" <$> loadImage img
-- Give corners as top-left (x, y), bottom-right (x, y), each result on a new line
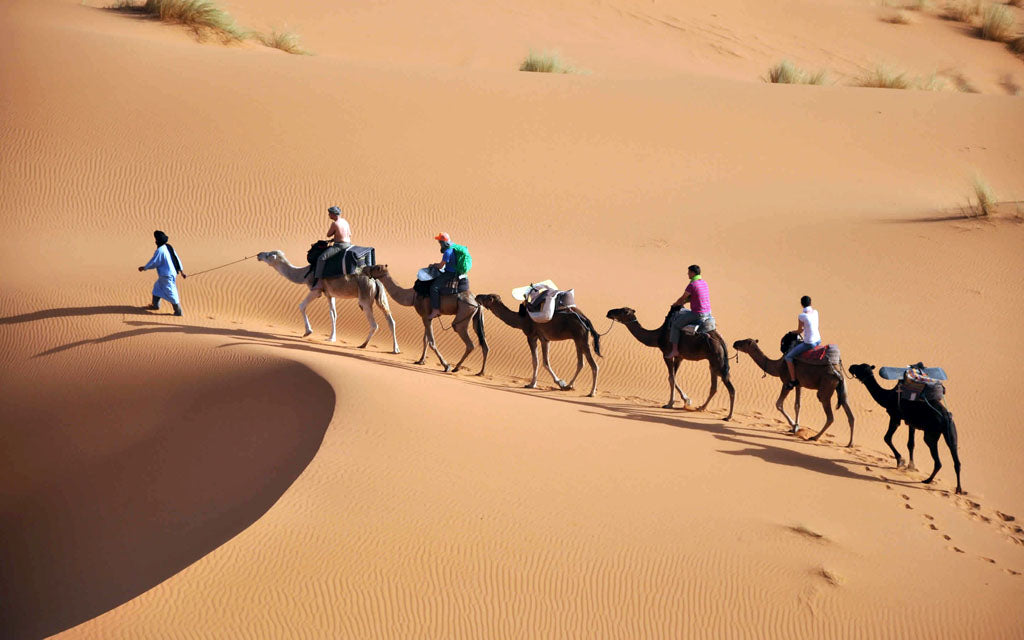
top-left (943, 534), bottom-right (952, 541)
top-left (904, 504), bottom-right (913, 510)
top-left (923, 514), bottom-right (935, 521)
top-left (995, 511), bottom-right (1016, 523)
top-left (928, 524), bottom-right (939, 531)
top-left (949, 546), bottom-right (965, 553)
top-left (981, 557), bottom-right (996, 564)
top-left (901, 494), bottom-right (910, 500)
top-left (1005, 569), bottom-right (1021, 576)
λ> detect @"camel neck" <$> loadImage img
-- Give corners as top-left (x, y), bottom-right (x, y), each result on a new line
top-left (743, 343), bottom-right (785, 377)
top-left (859, 371), bottom-right (895, 403)
top-left (623, 318), bottom-right (663, 347)
top-left (486, 300), bottom-right (528, 330)
top-left (376, 273), bottom-right (417, 307)
top-left (276, 258), bottom-right (311, 285)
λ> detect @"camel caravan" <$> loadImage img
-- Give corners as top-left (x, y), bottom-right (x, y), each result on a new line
top-left (251, 208), bottom-right (964, 494)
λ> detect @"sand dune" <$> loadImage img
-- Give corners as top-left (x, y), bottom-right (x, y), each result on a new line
top-left (2, 0), bottom-right (1023, 637)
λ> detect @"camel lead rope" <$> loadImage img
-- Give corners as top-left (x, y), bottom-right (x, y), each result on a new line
top-left (187, 254), bottom-right (258, 278)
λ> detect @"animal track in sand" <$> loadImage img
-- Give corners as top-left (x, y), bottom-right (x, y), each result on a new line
top-left (949, 546), bottom-right (965, 553)
top-left (1005, 569), bottom-right (1021, 576)
top-left (788, 525), bottom-right (828, 541)
top-left (995, 511), bottom-right (1016, 522)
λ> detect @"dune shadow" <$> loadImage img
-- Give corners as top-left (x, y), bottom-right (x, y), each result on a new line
top-left (0, 357), bottom-right (335, 638)
top-left (0, 305), bottom-right (151, 326)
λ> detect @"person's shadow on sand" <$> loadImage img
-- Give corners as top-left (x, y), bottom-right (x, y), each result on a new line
top-left (0, 305), bottom-right (151, 325)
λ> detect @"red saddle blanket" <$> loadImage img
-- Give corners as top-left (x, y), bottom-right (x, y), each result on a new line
top-left (798, 344), bottom-right (837, 363)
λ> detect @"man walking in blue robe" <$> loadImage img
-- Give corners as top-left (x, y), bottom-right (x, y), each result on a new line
top-left (139, 230), bottom-right (187, 316)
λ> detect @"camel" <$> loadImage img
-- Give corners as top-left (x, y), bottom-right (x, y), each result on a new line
top-left (732, 337), bottom-right (854, 445)
top-left (256, 250), bottom-right (399, 353)
top-left (476, 293), bottom-right (602, 396)
top-left (606, 307), bottom-right (735, 420)
top-left (362, 264), bottom-right (488, 374)
top-left (849, 363), bottom-right (962, 493)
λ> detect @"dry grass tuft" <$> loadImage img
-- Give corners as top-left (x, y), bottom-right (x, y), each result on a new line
top-left (112, 0), bottom-right (247, 42)
top-left (257, 30), bottom-right (310, 55)
top-left (882, 9), bottom-right (915, 23)
top-left (765, 60), bottom-right (828, 85)
top-left (970, 175), bottom-right (996, 217)
top-left (942, 0), bottom-right (982, 21)
top-left (519, 51), bottom-right (576, 73)
top-left (854, 66), bottom-right (914, 89)
top-left (980, 4), bottom-right (1016, 41)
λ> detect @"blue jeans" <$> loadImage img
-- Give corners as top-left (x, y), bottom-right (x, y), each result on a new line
top-left (429, 270), bottom-right (460, 310)
top-left (785, 340), bottom-right (820, 362)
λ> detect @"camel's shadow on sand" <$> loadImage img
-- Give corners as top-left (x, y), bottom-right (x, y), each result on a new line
top-left (0, 304), bottom-right (150, 325)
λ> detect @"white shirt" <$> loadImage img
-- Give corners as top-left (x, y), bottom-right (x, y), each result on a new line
top-left (799, 306), bottom-right (820, 344)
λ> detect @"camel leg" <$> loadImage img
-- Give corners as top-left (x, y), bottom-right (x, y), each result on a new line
top-left (922, 430), bottom-right (943, 485)
top-left (906, 427), bottom-right (917, 471)
top-left (793, 386), bottom-right (802, 427)
top-left (541, 340), bottom-right (568, 390)
top-left (883, 416), bottom-right (904, 468)
top-left (841, 398), bottom-right (855, 447)
top-left (415, 322), bottom-right (429, 365)
top-left (663, 359), bottom-right (678, 408)
top-left (807, 388), bottom-right (836, 442)
top-left (357, 297), bottom-right (377, 348)
top-left (473, 308), bottom-right (488, 376)
top-left (943, 415), bottom-right (963, 494)
top-left (696, 360), bottom-right (719, 411)
top-left (449, 312), bottom-right (475, 373)
top-left (326, 296), bottom-right (338, 342)
top-left (424, 319), bottom-right (451, 372)
top-left (583, 343), bottom-right (599, 398)
top-left (384, 310), bottom-right (400, 354)
top-left (563, 340), bottom-right (586, 392)
top-left (525, 336), bottom-right (540, 389)
top-left (722, 373), bottom-right (736, 421)
top-left (298, 288), bottom-right (321, 337)
top-left (775, 386), bottom-right (798, 430)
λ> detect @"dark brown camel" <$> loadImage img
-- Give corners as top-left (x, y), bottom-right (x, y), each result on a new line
top-left (849, 363), bottom-right (962, 494)
top-left (363, 264), bottom-right (488, 374)
top-left (732, 337), bottom-right (854, 445)
top-left (476, 293), bottom-right (602, 397)
top-left (606, 307), bottom-right (735, 420)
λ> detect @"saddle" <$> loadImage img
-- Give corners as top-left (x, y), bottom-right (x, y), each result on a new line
top-left (665, 306), bottom-right (717, 336)
top-left (306, 241), bottom-right (376, 278)
top-left (884, 363), bottom-right (947, 404)
top-left (514, 282), bottom-right (576, 324)
top-left (779, 331), bottom-right (840, 366)
top-left (412, 265), bottom-right (470, 297)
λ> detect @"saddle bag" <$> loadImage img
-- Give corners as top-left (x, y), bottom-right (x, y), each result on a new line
top-left (899, 368), bottom-right (945, 403)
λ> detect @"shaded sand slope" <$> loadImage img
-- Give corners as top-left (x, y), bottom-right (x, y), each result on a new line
top-left (55, 343), bottom-right (1024, 638)
top-left (0, 0), bottom-right (1023, 637)
top-left (0, 317), bottom-right (335, 638)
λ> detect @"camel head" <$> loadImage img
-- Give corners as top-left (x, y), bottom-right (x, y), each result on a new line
top-left (606, 307), bottom-right (637, 324)
top-left (475, 293), bottom-right (501, 309)
top-left (257, 250), bottom-right (286, 266)
top-left (363, 264), bottom-right (389, 279)
top-left (848, 363), bottom-right (876, 380)
top-left (732, 338), bottom-right (759, 354)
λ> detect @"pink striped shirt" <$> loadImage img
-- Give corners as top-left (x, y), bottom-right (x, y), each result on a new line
top-left (685, 278), bottom-right (711, 314)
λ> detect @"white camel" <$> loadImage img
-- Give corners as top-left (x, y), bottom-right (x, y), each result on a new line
top-left (257, 250), bottom-right (399, 353)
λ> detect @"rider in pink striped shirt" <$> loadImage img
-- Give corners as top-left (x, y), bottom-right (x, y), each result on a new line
top-left (666, 264), bottom-right (711, 359)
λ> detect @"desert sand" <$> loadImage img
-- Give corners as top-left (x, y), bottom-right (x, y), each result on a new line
top-left (2, 0), bottom-right (1024, 637)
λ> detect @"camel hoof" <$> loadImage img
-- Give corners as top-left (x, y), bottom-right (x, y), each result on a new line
top-left (392, 349), bottom-right (401, 355)
top-left (922, 478), bottom-right (933, 484)
top-left (328, 338), bottom-right (337, 343)
top-left (302, 330), bottom-right (313, 337)
top-left (414, 359), bottom-right (425, 365)
top-left (956, 488), bottom-right (964, 495)
top-left (358, 343), bottom-right (369, 349)
top-left (524, 384), bottom-right (537, 389)
top-left (586, 392), bottom-right (596, 398)
top-left (661, 403), bottom-right (674, 410)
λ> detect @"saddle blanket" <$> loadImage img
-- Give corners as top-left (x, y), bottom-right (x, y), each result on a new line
top-left (413, 275), bottom-right (470, 297)
top-left (682, 315), bottom-right (716, 335)
top-left (306, 241), bottom-right (376, 277)
top-left (797, 343), bottom-right (841, 365)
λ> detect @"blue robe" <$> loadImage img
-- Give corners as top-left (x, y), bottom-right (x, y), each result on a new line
top-left (143, 245), bottom-right (183, 304)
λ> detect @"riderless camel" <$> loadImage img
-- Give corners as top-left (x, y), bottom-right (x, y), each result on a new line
top-left (476, 293), bottom-right (601, 397)
top-left (849, 363), bottom-right (962, 493)
top-left (256, 250), bottom-right (399, 353)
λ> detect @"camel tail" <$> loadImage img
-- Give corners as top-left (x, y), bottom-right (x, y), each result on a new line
top-left (578, 312), bottom-right (603, 358)
top-left (473, 306), bottom-right (487, 350)
top-left (836, 374), bottom-right (848, 409)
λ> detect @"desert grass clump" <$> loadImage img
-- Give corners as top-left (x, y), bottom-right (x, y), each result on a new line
top-left (970, 175), bottom-right (996, 217)
top-left (942, 0), bottom-right (981, 21)
top-left (519, 51), bottom-right (575, 74)
top-left (765, 60), bottom-right (828, 85)
top-left (257, 30), bottom-right (310, 55)
top-left (882, 9), bottom-right (914, 23)
top-left (112, 0), bottom-right (247, 42)
top-left (854, 66), bottom-right (913, 89)
top-left (980, 4), bottom-right (1016, 40)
